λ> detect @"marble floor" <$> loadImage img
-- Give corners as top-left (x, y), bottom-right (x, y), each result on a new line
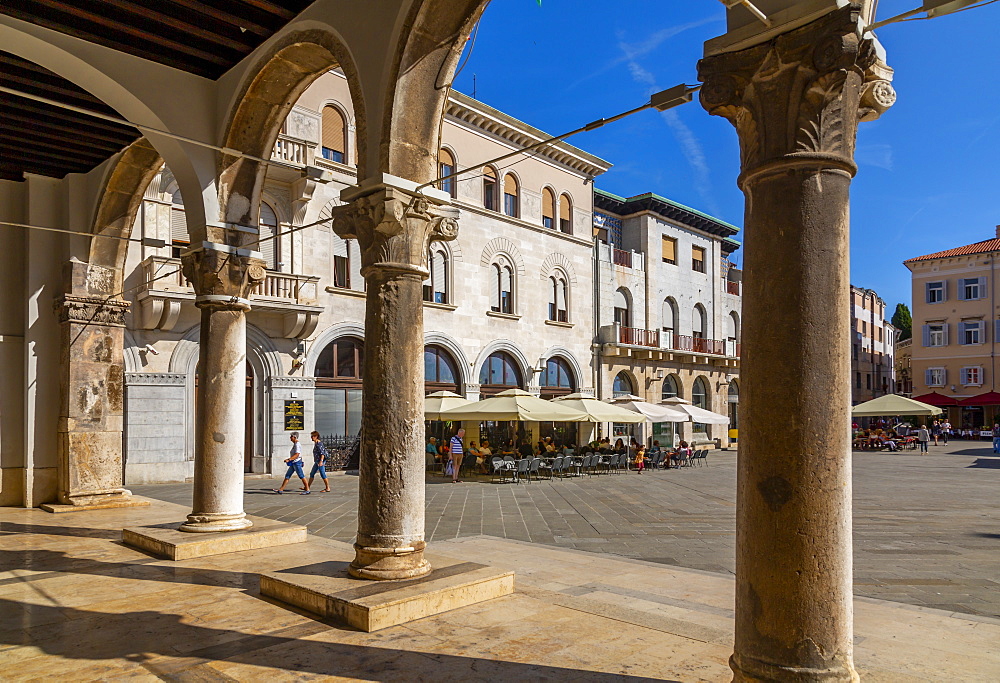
top-left (1, 498), bottom-right (998, 681)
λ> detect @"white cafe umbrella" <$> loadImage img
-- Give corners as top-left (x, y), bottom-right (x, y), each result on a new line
top-left (438, 388), bottom-right (590, 422)
top-left (610, 395), bottom-right (688, 422)
top-left (660, 396), bottom-right (730, 424)
top-left (850, 394), bottom-right (942, 417)
top-left (424, 391), bottom-right (472, 421)
top-left (552, 393), bottom-right (647, 423)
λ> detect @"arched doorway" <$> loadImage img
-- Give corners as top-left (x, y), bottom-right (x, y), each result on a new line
top-left (315, 336), bottom-right (364, 440)
top-left (478, 351), bottom-right (525, 448)
top-left (728, 381), bottom-right (739, 432)
top-left (538, 356), bottom-right (577, 446)
top-left (692, 376), bottom-right (710, 437)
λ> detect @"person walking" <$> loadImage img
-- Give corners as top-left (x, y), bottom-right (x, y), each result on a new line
top-left (449, 428), bottom-right (465, 483)
top-left (274, 432), bottom-right (310, 494)
top-left (916, 424), bottom-right (931, 455)
top-left (931, 420), bottom-right (941, 446)
top-left (992, 423), bottom-right (1000, 454)
top-left (941, 419), bottom-right (952, 445)
top-left (306, 431), bottom-right (331, 493)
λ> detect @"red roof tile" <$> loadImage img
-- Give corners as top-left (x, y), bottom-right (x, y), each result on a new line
top-left (905, 238), bottom-right (1000, 263)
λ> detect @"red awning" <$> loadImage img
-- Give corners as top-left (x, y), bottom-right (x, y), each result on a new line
top-left (911, 392), bottom-right (959, 406)
top-left (957, 391), bottom-right (1000, 406)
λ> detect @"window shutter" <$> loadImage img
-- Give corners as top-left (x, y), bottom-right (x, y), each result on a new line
top-left (322, 106), bottom-right (346, 155)
top-left (979, 366), bottom-right (985, 383)
top-left (331, 234), bottom-right (348, 258)
top-left (490, 264), bottom-right (500, 309)
top-left (942, 323), bottom-right (949, 346)
top-left (980, 321), bottom-right (987, 344)
top-left (925, 369), bottom-right (933, 386)
top-left (542, 189), bottom-right (555, 222)
top-left (349, 240), bottom-right (363, 291)
top-left (548, 277), bottom-right (557, 308)
top-left (259, 203), bottom-right (277, 269)
top-left (662, 237), bottom-right (676, 262)
top-left (170, 208), bottom-right (188, 243)
top-left (438, 148), bottom-right (454, 167)
top-left (501, 265), bottom-right (512, 294)
top-left (559, 194), bottom-right (571, 233)
top-left (942, 280), bottom-right (948, 301)
top-left (994, 319), bottom-right (1000, 341)
top-left (423, 250), bottom-right (432, 288)
top-left (925, 282), bottom-right (932, 303)
top-left (979, 276), bottom-right (988, 299)
top-left (922, 325), bottom-right (931, 347)
top-left (961, 367), bottom-right (969, 385)
top-left (556, 279), bottom-right (567, 311)
top-left (432, 250), bottom-right (446, 297)
top-left (959, 322), bottom-right (967, 344)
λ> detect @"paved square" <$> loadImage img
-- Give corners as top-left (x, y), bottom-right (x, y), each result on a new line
top-left (135, 443), bottom-right (1000, 619)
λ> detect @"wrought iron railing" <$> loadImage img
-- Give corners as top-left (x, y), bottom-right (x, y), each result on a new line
top-left (319, 433), bottom-right (360, 471)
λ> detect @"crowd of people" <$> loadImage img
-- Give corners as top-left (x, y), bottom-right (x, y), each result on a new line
top-left (854, 419), bottom-right (1000, 454)
top-left (425, 433), bottom-right (702, 481)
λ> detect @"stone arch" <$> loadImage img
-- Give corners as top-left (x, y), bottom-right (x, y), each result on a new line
top-left (123, 329), bottom-right (142, 373)
top-left (304, 322), bottom-right (367, 377)
top-left (473, 340), bottom-right (533, 388)
top-left (539, 253), bottom-right (578, 284)
top-left (168, 324), bottom-right (281, 379)
top-left (538, 346), bottom-right (585, 390)
top-left (424, 331), bottom-right (472, 388)
top-left (612, 369), bottom-right (639, 396)
top-left (480, 237), bottom-right (525, 275)
top-left (87, 138), bottom-right (163, 292)
top-left (662, 373), bottom-right (683, 400)
top-left (260, 187), bottom-right (292, 227)
top-left (384, 0), bottom-right (490, 181)
top-left (217, 30), bottom-right (367, 231)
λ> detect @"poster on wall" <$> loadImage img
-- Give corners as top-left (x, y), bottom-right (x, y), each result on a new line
top-left (284, 400), bottom-right (304, 431)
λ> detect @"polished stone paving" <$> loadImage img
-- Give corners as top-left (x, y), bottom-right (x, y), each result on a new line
top-left (135, 444), bottom-right (1000, 619)
top-left (1, 498), bottom-right (998, 680)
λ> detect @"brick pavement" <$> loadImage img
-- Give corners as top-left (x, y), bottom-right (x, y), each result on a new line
top-left (134, 443), bottom-right (1000, 618)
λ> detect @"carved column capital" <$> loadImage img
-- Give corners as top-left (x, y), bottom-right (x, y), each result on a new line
top-left (180, 246), bottom-right (266, 310)
top-left (698, 4), bottom-right (894, 186)
top-left (330, 186), bottom-right (459, 277)
top-left (56, 295), bottom-right (130, 327)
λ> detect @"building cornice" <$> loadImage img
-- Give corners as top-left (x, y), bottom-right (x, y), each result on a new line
top-left (594, 188), bottom-right (741, 244)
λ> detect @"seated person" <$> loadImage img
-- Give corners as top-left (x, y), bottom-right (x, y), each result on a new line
top-left (468, 440), bottom-right (482, 470)
top-left (518, 439), bottom-right (535, 459)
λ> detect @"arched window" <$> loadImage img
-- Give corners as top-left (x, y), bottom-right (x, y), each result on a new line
top-left (478, 351), bottom-right (523, 395)
top-left (559, 194), bottom-right (572, 233)
top-left (321, 105), bottom-right (347, 163)
top-left (614, 288), bottom-right (631, 328)
top-left (693, 304), bottom-right (707, 339)
top-left (662, 297), bottom-right (678, 339)
top-left (423, 248), bottom-right (449, 304)
top-left (612, 371), bottom-right (634, 397)
top-left (258, 202), bottom-right (278, 270)
top-left (692, 376), bottom-right (709, 434)
top-left (490, 257), bottom-right (514, 314)
top-left (539, 356), bottom-right (575, 398)
top-left (315, 337), bottom-right (364, 438)
top-left (728, 380), bottom-right (739, 430)
top-left (424, 345), bottom-right (460, 393)
top-left (548, 275), bottom-right (568, 322)
top-left (438, 148), bottom-right (456, 198)
top-left (728, 311), bottom-right (740, 342)
top-left (483, 166), bottom-right (498, 211)
top-left (662, 375), bottom-right (680, 401)
top-left (503, 173), bottom-right (519, 217)
top-left (541, 187), bottom-right (555, 229)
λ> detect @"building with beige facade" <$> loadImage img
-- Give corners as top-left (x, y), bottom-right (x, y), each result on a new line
top-left (850, 285), bottom-right (896, 404)
top-left (905, 228), bottom-right (1000, 428)
top-left (592, 190), bottom-right (742, 448)
top-left (121, 70), bottom-right (615, 483)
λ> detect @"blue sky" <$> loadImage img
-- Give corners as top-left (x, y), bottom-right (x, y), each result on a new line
top-left (452, 0), bottom-right (1000, 315)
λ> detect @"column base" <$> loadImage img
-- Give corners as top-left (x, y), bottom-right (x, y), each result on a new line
top-left (41, 490), bottom-right (150, 514)
top-left (731, 652), bottom-right (859, 683)
top-left (348, 541), bottom-right (432, 580)
top-left (124, 515), bottom-right (306, 560)
top-left (179, 512), bottom-right (253, 533)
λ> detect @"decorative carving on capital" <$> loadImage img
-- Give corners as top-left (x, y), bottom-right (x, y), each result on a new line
top-left (180, 247), bottom-right (266, 306)
top-left (330, 187), bottom-right (460, 274)
top-left (56, 295), bottom-right (130, 327)
top-left (698, 5), bottom-right (894, 179)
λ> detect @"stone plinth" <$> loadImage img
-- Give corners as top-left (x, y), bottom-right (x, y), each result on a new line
top-left (123, 515), bottom-right (306, 560)
top-left (42, 497), bottom-right (150, 514)
top-left (260, 557), bottom-right (515, 632)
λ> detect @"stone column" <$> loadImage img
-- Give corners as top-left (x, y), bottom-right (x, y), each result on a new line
top-left (53, 259), bottom-right (135, 508)
top-left (178, 246), bottom-right (266, 532)
top-left (332, 184), bottom-right (458, 579)
top-left (698, 7), bottom-right (894, 682)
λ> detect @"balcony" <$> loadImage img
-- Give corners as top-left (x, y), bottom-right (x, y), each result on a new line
top-left (726, 280), bottom-right (741, 296)
top-left (599, 323), bottom-right (740, 365)
top-left (597, 242), bottom-right (644, 271)
top-left (271, 133), bottom-right (316, 167)
top-left (134, 256), bottom-right (322, 338)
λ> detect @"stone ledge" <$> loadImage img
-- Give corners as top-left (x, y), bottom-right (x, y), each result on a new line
top-left (41, 498), bottom-right (151, 514)
top-left (260, 558), bottom-right (514, 632)
top-left (123, 515), bottom-right (307, 561)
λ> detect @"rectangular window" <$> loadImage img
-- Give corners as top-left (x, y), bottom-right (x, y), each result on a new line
top-left (861, 320), bottom-right (867, 336)
top-left (853, 344), bottom-right (858, 360)
top-left (961, 366), bottom-right (983, 386)
top-left (923, 323), bottom-right (947, 347)
top-left (661, 236), bottom-right (677, 265)
top-left (866, 374), bottom-right (871, 389)
top-left (333, 255), bottom-right (349, 289)
top-left (691, 246), bottom-right (705, 273)
top-left (542, 216), bottom-right (553, 229)
top-left (926, 281), bottom-right (945, 303)
top-left (961, 320), bottom-right (985, 345)
top-left (959, 277), bottom-right (987, 300)
top-left (926, 367), bottom-right (946, 387)
top-left (439, 163), bottom-right (455, 197)
top-left (503, 193), bottom-right (518, 217)
top-left (856, 372), bottom-right (862, 389)
top-left (321, 147), bottom-right (344, 164)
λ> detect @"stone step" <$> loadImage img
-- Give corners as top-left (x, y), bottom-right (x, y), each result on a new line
top-left (123, 515), bottom-right (307, 560)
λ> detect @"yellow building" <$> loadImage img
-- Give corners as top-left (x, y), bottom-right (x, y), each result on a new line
top-left (905, 228), bottom-right (1000, 428)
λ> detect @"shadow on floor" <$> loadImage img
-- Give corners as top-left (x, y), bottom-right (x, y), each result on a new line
top-left (0, 522), bottom-right (122, 540)
top-left (968, 458), bottom-right (1000, 469)
top-left (0, 598), bottom-right (674, 681)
